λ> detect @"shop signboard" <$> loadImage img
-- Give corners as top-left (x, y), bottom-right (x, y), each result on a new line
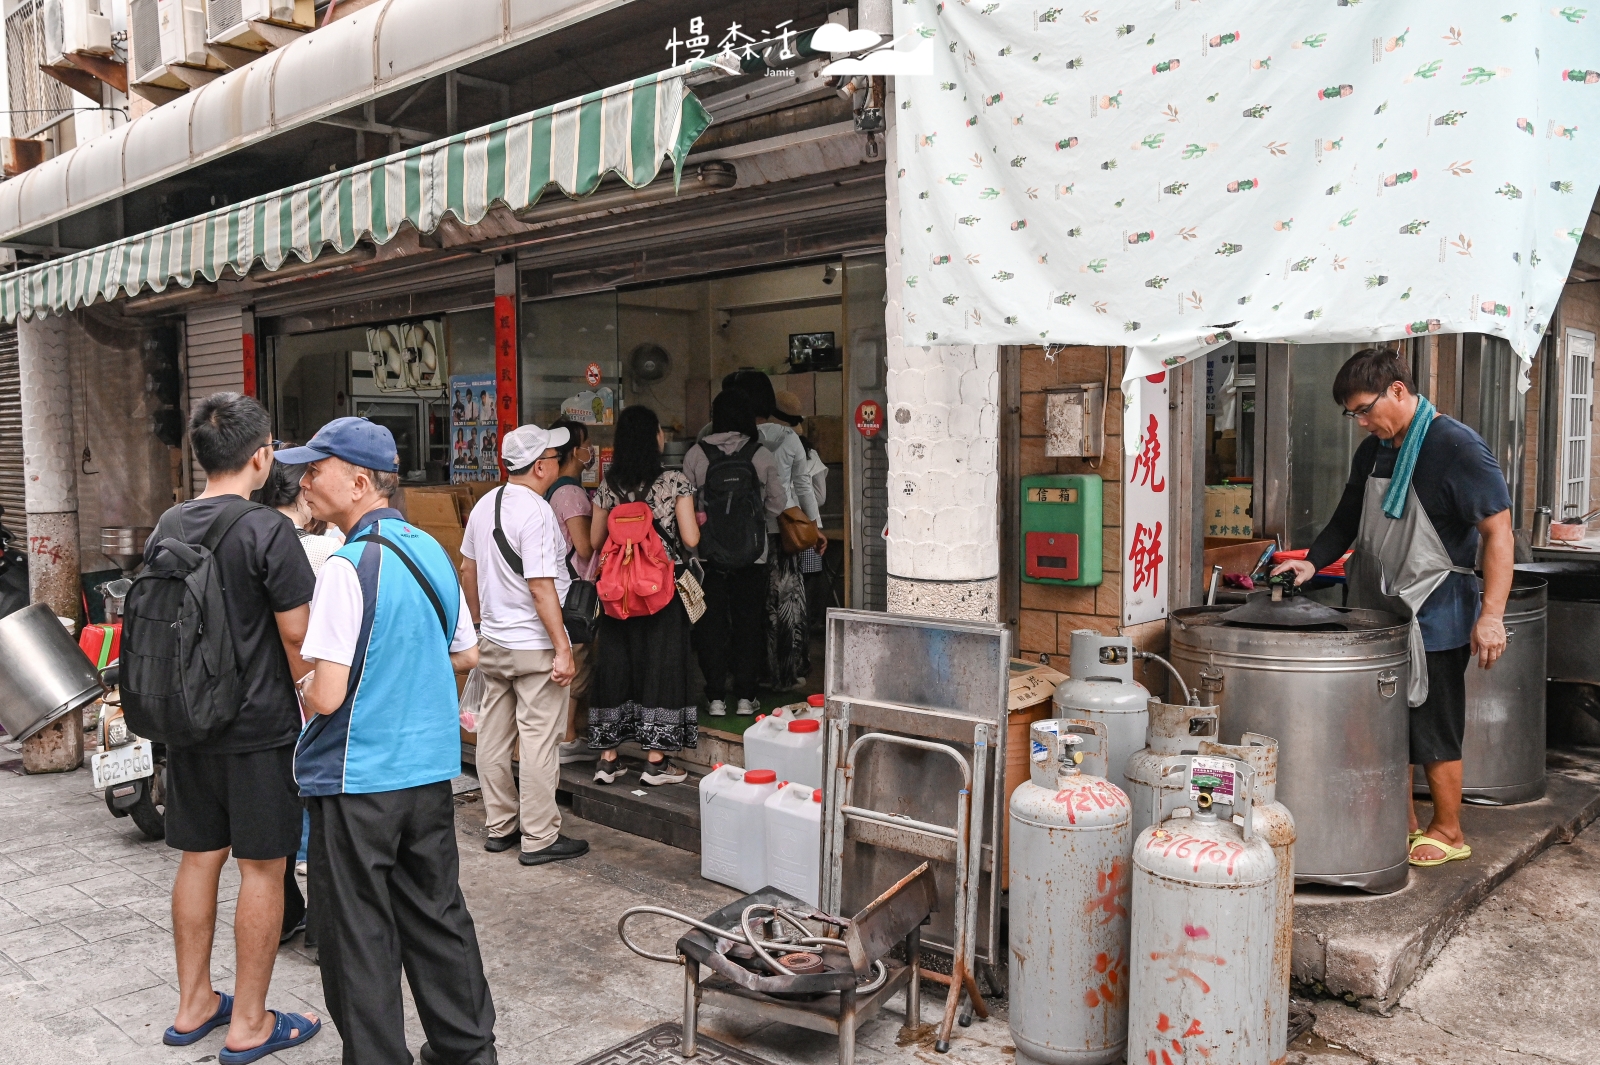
top-left (450, 374), bottom-right (498, 483)
top-left (1123, 372), bottom-right (1169, 626)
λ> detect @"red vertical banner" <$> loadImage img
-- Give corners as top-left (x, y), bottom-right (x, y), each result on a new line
top-left (240, 333), bottom-right (257, 398)
top-left (493, 294), bottom-right (518, 479)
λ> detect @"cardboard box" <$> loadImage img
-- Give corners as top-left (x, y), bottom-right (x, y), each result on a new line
top-left (419, 524), bottom-right (465, 568)
top-left (404, 489), bottom-right (464, 527)
top-left (1204, 484), bottom-right (1254, 539)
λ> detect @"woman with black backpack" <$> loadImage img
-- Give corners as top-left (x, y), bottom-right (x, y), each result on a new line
top-left (586, 406), bottom-right (700, 786)
top-left (684, 389), bottom-right (787, 718)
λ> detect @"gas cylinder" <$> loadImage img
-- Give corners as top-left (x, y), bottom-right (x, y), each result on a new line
top-left (1199, 733), bottom-right (1296, 1065)
top-left (1124, 699), bottom-right (1219, 838)
top-left (1009, 719), bottom-right (1133, 1065)
top-left (1129, 754), bottom-right (1277, 1065)
top-left (1053, 631), bottom-right (1149, 794)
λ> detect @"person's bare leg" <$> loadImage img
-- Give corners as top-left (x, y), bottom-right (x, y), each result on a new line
top-left (172, 848), bottom-right (228, 1033)
top-left (1407, 770), bottom-right (1421, 835)
top-left (1413, 760), bottom-right (1466, 861)
top-left (224, 857), bottom-right (318, 1050)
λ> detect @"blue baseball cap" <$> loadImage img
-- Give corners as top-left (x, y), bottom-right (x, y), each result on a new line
top-left (275, 417), bottom-right (401, 472)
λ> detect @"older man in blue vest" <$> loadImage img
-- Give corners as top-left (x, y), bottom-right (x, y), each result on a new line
top-left (283, 419), bottom-right (497, 1065)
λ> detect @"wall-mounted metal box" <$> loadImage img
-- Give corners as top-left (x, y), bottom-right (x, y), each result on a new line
top-left (1044, 383), bottom-right (1105, 458)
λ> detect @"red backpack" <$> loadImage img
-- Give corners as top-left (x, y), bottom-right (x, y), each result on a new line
top-left (596, 500), bottom-right (677, 619)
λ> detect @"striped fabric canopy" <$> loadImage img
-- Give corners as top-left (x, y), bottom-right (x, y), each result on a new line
top-left (0, 58), bottom-right (730, 323)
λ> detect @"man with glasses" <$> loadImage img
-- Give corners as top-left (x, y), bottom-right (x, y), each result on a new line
top-left (460, 425), bottom-right (584, 865)
top-left (1274, 348), bottom-right (1512, 871)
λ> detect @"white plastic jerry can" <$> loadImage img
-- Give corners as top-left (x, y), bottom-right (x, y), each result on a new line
top-left (763, 782), bottom-right (823, 906)
top-left (743, 716), bottom-right (826, 789)
top-left (699, 765), bottom-right (779, 892)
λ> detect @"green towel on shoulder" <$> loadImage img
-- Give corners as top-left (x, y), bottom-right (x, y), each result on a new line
top-left (1381, 394), bottom-right (1435, 519)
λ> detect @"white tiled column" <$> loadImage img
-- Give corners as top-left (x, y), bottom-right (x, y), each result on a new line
top-left (882, 89), bottom-right (1001, 621)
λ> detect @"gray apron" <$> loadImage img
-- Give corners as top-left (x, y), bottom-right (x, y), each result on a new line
top-left (1344, 475), bottom-right (1475, 706)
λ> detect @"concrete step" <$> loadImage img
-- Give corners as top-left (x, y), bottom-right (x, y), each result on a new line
top-left (1292, 746), bottom-right (1600, 1013)
top-left (557, 759), bottom-right (703, 854)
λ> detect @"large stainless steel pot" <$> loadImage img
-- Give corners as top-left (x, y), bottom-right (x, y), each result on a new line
top-left (1169, 606), bottom-right (1411, 894)
top-left (0, 603), bottom-right (103, 742)
top-left (1413, 572), bottom-right (1547, 805)
top-left (1516, 562), bottom-right (1600, 745)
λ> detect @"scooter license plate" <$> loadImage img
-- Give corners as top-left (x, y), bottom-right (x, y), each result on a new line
top-left (92, 740), bottom-right (154, 791)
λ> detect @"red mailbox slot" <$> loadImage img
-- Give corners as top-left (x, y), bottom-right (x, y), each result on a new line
top-left (1025, 531), bottom-right (1080, 581)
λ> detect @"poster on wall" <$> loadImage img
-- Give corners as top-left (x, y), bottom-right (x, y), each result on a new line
top-left (560, 387), bottom-right (616, 425)
top-left (367, 320), bottom-right (444, 392)
top-left (450, 373), bottom-right (498, 483)
top-left (1122, 373), bottom-right (1170, 627)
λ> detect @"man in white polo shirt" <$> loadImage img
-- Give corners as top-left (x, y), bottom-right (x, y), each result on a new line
top-left (461, 424), bottom-right (583, 865)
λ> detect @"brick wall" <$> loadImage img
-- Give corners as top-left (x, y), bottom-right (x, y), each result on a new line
top-left (1014, 345), bottom-right (1171, 685)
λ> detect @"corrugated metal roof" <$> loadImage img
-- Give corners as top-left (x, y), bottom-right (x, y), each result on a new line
top-left (0, 0), bottom-right (632, 243)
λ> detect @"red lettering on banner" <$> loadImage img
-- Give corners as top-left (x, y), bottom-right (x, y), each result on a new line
top-left (241, 333), bottom-right (257, 398)
top-left (493, 295), bottom-right (518, 474)
top-left (1128, 521), bottom-right (1164, 595)
top-left (1130, 414), bottom-right (1165, 492)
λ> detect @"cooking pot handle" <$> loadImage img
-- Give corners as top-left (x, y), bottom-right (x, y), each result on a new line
top-left (1377, 670), bottom-right (1399, 699)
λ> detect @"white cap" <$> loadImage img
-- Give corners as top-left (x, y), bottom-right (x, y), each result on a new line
top-left (500, 424), bottom-right (571, 471)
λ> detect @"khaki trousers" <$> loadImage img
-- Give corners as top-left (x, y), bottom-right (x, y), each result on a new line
top-left (475, 637), bottom-right (567, 851)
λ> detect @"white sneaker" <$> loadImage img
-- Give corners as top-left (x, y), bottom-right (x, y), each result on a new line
top-left (558, 739), bottom-right (592, 764)
top-left (641, 760), bottom-right (688, 786)
top-left (708, 700), bottom-right (728, 717)
top-left (736, 699), bottom-right (759, 716)
top-left (594, 759), bottom-right (626, 785)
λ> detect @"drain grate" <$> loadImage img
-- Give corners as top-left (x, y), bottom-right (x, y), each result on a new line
top-left (572, 1023), bottom-right (780, 1065)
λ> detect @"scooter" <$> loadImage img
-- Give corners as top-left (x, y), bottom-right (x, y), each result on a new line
top-left (87, 577), bottom-right (168, 841)
top-left (0, 507), bottom-right (27, 622)
top-left (93, 663), bottom-right (168, 840)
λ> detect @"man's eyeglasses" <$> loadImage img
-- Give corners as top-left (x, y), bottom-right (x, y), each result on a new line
top-left (1342, 385), bottom-right (1394, 420)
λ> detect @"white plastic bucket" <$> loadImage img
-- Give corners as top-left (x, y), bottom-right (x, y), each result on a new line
top-left (763, 782), bottom-right (822, 906)
top-left (699, 764), bottom-right (779, 892)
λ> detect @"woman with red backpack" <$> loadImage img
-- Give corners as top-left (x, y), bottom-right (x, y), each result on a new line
top-left (586, 405), bottom-right (700, 786)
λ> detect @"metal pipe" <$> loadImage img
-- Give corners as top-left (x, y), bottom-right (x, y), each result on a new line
top-left (1207, 565), bottom-right (1222, 605)
top-left (1136, 651), bottom-right (1194, 705)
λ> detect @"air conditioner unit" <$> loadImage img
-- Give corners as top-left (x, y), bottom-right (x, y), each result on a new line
top-left (207, 0), bottom-right (313, 49)
top-left (131, 0), bottom-right (223, 88)
top-left (43, 0), bottom-right (113, 66)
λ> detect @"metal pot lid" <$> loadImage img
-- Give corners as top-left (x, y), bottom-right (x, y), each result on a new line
top-left (1218, 588), bottom-right (1348, 629)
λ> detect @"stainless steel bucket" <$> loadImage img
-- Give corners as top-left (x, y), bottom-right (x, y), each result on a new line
top-left (1169, 605), bottom-right (1412, 894)
top-left (1414, 572), bottom-right (1547, 805)
top-left (0, 603), bottom-right (104, 742)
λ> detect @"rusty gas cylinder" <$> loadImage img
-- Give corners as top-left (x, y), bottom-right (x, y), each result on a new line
top-left (1129, 754), bottom-right (1277, 1065)
top-left (1009, 719), bottom-right (1133, 1065)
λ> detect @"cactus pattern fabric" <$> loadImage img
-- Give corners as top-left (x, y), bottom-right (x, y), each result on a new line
top-left (894, 2), bottom-right (1600, 383)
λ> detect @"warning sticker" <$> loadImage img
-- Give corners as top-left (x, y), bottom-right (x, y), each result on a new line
top-left (1190, 755), bottom-right (1237, 800)
top-left (1030, 720), bottom-right (1060, 763)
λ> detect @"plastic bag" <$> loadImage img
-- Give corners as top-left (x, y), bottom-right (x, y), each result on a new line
top-left (458, 668), bottom-right (485, 733)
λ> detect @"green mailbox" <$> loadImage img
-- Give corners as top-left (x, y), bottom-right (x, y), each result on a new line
top-left (1020, 474), bottom-right (1102, 586)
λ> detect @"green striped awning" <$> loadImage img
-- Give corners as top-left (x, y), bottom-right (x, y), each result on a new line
top-left (0, 58), bottom-right (729, 322)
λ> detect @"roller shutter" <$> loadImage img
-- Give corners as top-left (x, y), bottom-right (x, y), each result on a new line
top-left (0, 325), bottom-right (21, 527)
top-left (185, 304), bottom-right (246, 492)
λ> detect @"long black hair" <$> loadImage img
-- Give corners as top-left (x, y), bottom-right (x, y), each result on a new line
top-left (605, 405), bottom-right (662, 497)
top-left (710, 388), bottom-right (758, 439)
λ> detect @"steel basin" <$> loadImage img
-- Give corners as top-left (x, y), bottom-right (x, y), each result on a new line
top-left (0, 604), bottom-right (103, 742)
top-left (1413, 572), bottom-right (1546, 805)
top-left (1516, 562), bottom-right (1600, 745)
top-left (1169, 606), bottom-right (1411, 894)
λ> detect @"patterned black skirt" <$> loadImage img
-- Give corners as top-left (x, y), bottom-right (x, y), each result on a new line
top-left (586, 596), bottom-right (698, 752)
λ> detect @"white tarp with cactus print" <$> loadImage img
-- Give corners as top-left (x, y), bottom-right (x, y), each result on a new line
top-left (894, 1), bottom-right (1600, 393)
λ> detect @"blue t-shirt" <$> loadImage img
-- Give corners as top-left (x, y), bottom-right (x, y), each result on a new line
top-left (1309, 415), bottom-right (1511, 651)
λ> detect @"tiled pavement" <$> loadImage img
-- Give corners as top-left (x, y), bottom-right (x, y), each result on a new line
top-left (0, 756), bottom-right (1013, 1065)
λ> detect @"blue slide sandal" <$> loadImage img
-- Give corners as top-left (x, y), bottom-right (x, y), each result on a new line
top-left (163, 991), bottom-right (234, 1046)
top-left (218, 1009), bottom-right (321, 1064)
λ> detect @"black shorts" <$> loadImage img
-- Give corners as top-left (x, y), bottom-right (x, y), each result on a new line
top-left (1411, 645), bottom-right (1470, 766)
top-left (164, 745), bottom-right (303, 860)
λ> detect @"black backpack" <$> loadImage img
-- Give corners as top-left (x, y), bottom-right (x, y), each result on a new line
top-left (696, 439), bottom-right (767, 568)
top-left (120, 498), bottom-right (260, 746)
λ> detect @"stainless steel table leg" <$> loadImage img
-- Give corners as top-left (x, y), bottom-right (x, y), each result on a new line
top-left (682, 959), bottom-right (699, 1057)
top-left (838, 986), bottom-right (857, 1065)
top-left (906, 925), bottom-right (923, 1029)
